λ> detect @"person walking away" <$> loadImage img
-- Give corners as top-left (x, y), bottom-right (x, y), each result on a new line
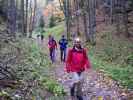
top-left (41, 34), bottom-right (44, 41)
top-left (40, 34), bottom-right (45, 47)
top-left (36, 34), bottom-right (42, 47)
top-left (65, 37), bottom-right (91, 100)
top-left (59, 35), bottom-right (68, 62)
top-left (48, 36), bottom-right (57, 63)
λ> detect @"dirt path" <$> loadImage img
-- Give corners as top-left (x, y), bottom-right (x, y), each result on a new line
top-left (36, 36), bottom-right (131, 100)
top-left (53, 63), bottom-right (122, 100)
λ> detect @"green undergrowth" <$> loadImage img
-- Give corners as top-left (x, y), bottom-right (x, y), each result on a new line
top-left (20, 38), bottom-right (66, 96)
top-left (0, 38), bottom-right (66, 99)
top-left (43, 23), bottom-right (64, 39)
top-left (87, 30), bottom-right (133, 89)
top-left (40, 77), bottom-right (66, 96)
top-left (89, 54), bottom-right (133, 89)
top-left (46, 96), bottom-right (67, 100)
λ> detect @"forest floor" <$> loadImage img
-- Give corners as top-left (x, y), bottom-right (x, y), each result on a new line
top-left (0, 18), bottom-right (133, 99)
top-left (36, 36), bottom-right (133, 100)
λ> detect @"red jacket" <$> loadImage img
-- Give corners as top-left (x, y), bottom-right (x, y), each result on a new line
top-left (48, 40), bottom-right (57, 49)
top-left (65, 48), bottom-right (91, 73)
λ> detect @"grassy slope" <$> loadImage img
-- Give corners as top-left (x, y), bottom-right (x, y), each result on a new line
top-left (88, 25), bottom-right (133, 89)
top-left (43, 22), bottom-right (65, 39)
top-left (43, 24), bottom-right (133, 89)
top-left (0, 37), bottom-right (66, 98)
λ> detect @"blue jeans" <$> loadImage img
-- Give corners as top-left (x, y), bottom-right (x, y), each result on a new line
top-left (49, 48), bottom-right (55, 63)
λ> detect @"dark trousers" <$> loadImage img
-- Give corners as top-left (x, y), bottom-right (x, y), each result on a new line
top-left (70, 72), bottom-right (83, 100)
top-left (49, 48), bottom-right (55, 63)
top-left (60, 49), bottom-right (66, 62)
top-left (41, 35), bottom-right (44, 41)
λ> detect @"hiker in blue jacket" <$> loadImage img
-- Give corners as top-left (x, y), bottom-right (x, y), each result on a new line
top-left (59, 35), bottom-right (68, 62)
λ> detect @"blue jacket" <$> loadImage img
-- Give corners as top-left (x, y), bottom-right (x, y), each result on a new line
top-left (59, 38), bottom-right (68, 50)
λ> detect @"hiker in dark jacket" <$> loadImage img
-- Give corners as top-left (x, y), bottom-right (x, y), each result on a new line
top-left (59, 35), bottom-right (68, 62)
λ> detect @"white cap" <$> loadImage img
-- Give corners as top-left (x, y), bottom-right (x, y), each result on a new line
top-left (74, 37), bottom-right (81, 44)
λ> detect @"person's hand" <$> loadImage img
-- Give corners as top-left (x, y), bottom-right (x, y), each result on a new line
top-left (64, 68), bottom-right (70, 73)
top-left (80, 68), bottom-right (85, 72)
top-left (86, 65), bottom-right (92, 72)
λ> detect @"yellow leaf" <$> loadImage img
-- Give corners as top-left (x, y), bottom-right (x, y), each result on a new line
top-left (98, 96), bottom-right (103, 100)
top-left (32, 96), bottom-right (36, 100)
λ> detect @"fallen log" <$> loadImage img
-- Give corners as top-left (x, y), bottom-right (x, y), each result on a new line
top-left (0, 80), bottom-right (20, 88)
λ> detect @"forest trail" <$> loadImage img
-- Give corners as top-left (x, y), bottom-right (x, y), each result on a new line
top-left (35, 36), bottom-right (128, 100)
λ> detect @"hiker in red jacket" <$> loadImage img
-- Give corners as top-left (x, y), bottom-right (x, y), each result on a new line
top-left (48, 35), bottom-right (57, 63)
top-left (65, 37), bottom-right (91, 100)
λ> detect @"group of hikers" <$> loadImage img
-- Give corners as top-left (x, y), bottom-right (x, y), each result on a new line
top-left (39, 34), bottom-right (91, 100)
top-left (48, 35), bottom-right (68, 63)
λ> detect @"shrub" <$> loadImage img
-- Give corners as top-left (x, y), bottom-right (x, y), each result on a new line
top-left (125, 54), bottom-right (133, 66)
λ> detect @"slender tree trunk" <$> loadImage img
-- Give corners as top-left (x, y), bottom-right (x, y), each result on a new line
top-left (83, 13), bottom-right (88, 41)
top-left (7, 0), bottom-right (16, 36)
top-left (32, 0), bottom-right (37, 31)
top-left (87, 0), bottom-right (96, 43)
top-left (15, 0), bottom-right (18, 32)
top-left (29, 0), bottom-right (37, 38)
top-left (115, 13), bottom-right (121, 35)
top-left (110, 0), bottom-right (114, 24)
top-left (59, 0), bottom-right (71, 39)
top-left (122, 0), bottom-right (130, 37)
top-left (66, 0), bottom-right (70, 40)
top-left (75, 0), bottom-right (80, 35)
top-left (29, 0), bottom-right (33, 38)
top-left (21, 0), bottom-right (26, 36)
top-left (25, 0), bottom-right (28, 33)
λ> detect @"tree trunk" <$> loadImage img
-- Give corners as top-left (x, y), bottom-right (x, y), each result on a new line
top-left (21, 0), bottom-right (26, 36)
top-left (29, 0), bottom-right (33, 38)
top-left (110, 0), bottom-right (114, 24)
top-left (25, 0), bottom-right (28, 33)
top-left (66, 0), bottom-right (70, 40)
top-left (122, 0), bottom-right (130, 37)
top-left (87, 0), bottom-right (96, 44)
top-left (29, 0), bottom-right (37, 38)
top-left (59, 0), bottom-right (71, 40)
top-left (83, 13), bottom-right (88, 42)
top-left (115, 13), bottom-right (121, 35)
top-left (32, 0), bottom-right (37, 32)
top-left (7, 0), bottom-right (17, 36)
top-left (75, 0), bottom-right (80, 36)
